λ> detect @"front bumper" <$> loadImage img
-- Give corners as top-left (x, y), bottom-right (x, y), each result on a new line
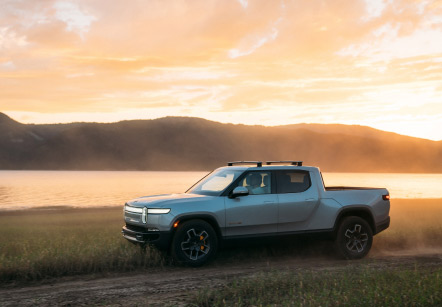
top-left (122, 224), bottom-right (173, 250)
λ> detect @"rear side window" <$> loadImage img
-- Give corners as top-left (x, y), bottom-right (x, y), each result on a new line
top-left (276, 171), bottom-right (311, 194)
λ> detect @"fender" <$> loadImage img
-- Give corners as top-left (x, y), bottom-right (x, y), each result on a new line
top-left (333, 205), bottom-right (376, 234)
top-left (171, 213), bottom-right (223, 239)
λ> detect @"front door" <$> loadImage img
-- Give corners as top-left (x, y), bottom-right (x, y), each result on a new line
top-left (225, 171), bottom-right (278, 237)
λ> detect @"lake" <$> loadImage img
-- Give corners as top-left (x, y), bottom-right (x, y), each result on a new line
top-left (0, 171), bottom-right (441, 210)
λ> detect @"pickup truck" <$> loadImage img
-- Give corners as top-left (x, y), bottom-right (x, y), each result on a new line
top-left (122, 161), bottom-right (390, 266)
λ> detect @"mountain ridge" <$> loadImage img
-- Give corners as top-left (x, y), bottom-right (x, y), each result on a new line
top-left (0, 113), bottom-right (440, 172)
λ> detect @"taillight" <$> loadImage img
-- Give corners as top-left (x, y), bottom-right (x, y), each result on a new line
top-left (382, 194), bottom-right (390, 201)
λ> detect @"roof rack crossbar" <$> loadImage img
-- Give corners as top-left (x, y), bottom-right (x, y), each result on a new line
top-left (266, 161), bottom-right (303, 166)
top-left (227, 161), bottom-right (263, 167)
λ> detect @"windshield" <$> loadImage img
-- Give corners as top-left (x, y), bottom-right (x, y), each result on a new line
top-left (187, 168), bottom-right (243, 196)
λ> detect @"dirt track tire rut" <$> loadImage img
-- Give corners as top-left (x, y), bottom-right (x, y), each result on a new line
top-left (1, 253), bottom-right (441, 306)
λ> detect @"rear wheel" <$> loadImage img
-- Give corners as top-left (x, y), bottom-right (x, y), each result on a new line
top-left (171, 220), bottom-right (218, 266)
top-left (335, 216), bottom-right (373, 259)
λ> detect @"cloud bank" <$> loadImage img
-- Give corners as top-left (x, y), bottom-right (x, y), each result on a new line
top-left (1, 0), bottom-right (441, 140)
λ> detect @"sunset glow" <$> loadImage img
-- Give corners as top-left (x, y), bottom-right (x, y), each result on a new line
top-left (1, 0), bottom-right (442, 140)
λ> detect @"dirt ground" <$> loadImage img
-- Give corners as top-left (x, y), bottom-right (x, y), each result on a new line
top-left (1, 251), bottom-right (441, 307)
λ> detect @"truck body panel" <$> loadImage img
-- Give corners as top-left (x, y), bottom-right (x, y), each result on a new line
top-left (122, 163), bottom-right (390, 257)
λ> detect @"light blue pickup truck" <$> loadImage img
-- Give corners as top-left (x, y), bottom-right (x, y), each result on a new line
top-left (122, 161), bottom-right (390, 266)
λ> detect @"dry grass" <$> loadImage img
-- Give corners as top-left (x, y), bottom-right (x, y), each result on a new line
top-left (0, 199), bottom-right (441, 284)
top-left (195, 266), bottom-right (441, 306)
top-left (0, 208), bottom-right (165, 284)
top-left (373, 199), bottom-right (442, 253)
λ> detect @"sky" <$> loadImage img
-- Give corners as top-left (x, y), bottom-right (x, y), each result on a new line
top-left (1, 0), bottom-right (442, 141)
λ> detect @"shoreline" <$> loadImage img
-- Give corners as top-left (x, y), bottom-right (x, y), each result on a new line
top-left (0, 205), bottom-right (123, 216)
top-left (0, 198), bottom-right (440, 215)
top-left (1, 169), bottom-right (442, 174)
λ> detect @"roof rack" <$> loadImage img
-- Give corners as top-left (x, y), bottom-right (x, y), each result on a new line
top-left (227, 161), bottom-right (263, 167)
top-left (266, 161), bottom-right (303, 166)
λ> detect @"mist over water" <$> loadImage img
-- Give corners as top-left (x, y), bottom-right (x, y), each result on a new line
top-left (0, 171), bottom-right (441, 210)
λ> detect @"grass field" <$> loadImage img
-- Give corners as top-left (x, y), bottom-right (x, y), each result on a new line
top-left (0, 208), bottom-right (165, 284)
top-left (373, 199), bottom-right (442, 253)
top-left (0, 199), bottom-right (441, 284)
top-left (195, 266), bottom-right (441, 306)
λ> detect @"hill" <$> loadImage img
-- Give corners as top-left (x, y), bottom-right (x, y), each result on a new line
top-left (0, 113), bottom-right (441, 172)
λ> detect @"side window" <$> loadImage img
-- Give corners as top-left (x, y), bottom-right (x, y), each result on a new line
top-left (237, 171), bottom-right (271, 195)
top-left (276, 171), bottom-right (311, 194)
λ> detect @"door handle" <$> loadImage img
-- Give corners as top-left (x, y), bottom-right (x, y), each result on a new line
top-left (264, 201), bottom-right (275, 204)
top-left (305, 198), bottom-right (315, 201)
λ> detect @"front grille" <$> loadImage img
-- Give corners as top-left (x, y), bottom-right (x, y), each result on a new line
top-left (123, 224), bottom-right (161, 242)
top-left (126, 223), bottom-right (148, 233)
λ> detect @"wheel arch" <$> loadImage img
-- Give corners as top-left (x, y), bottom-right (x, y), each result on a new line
top-left (333, 206), bottom-right (376, 236)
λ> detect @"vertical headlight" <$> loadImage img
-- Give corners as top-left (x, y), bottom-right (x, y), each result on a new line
top-left (142, 207), bottom-right (147, 224)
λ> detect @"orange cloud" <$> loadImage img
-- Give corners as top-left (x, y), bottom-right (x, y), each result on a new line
top-left (1, 0), bottom-right (441, 140)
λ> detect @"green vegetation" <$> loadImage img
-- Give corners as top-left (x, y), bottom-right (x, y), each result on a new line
top-left (194, 266), bottom-right (441, 306)
top-left (0, 208), bottom-right (165, 284)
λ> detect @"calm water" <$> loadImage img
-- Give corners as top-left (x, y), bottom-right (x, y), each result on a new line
top-left (0, 171), bottom-right (441, 210)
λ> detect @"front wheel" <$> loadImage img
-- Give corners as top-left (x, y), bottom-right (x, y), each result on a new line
top-left (334, 216), bottom-right (373, 259)
top-left (171, 220), bottom-right (218, 267)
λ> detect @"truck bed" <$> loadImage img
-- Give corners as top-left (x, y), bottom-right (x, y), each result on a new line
top-left (325, 186), bottom-right (385, 191)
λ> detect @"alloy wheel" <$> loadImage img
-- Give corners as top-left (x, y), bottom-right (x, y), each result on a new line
top-left (180, 228), bottom-right (210, 261)
top-left (344, 224), bottom-right (368, 253)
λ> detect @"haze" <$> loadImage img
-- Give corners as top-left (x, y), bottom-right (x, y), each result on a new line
top-left (1, 0), bottom-right (442, 140)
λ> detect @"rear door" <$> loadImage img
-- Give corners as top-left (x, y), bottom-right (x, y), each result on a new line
top-left (225, 171), bottom-right (278, 236)
top-left (276, 170), bottom-right (319, 232)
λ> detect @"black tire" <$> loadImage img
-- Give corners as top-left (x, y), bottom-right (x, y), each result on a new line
top-left (171, 219), bottom-right (218, 267)
top-left (334, 216), bottom-right (373, 259)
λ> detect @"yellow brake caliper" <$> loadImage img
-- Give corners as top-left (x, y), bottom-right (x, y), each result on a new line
top-left (200, 235), bottom-right (205, 250)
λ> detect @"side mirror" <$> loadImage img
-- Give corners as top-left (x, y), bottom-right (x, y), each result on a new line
top-left (229, 186), bottom-right (249, 199)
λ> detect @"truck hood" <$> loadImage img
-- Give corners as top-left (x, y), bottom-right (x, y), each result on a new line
top-left (127, 193), bottom-right (210, 208)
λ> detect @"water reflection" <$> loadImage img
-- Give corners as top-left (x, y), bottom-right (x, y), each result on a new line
top-left (0, 171), bottom-right (206, 210)
top-left (0, 185), bottom-right (12, 203)
top-left (321, 172), bottom-right (442, 199)
top-left (0, 170), bottom-right (440, 210)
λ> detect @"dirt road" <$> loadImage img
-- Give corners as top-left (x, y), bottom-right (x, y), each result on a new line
top-left (1, 251), bottom-right (441, 307)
